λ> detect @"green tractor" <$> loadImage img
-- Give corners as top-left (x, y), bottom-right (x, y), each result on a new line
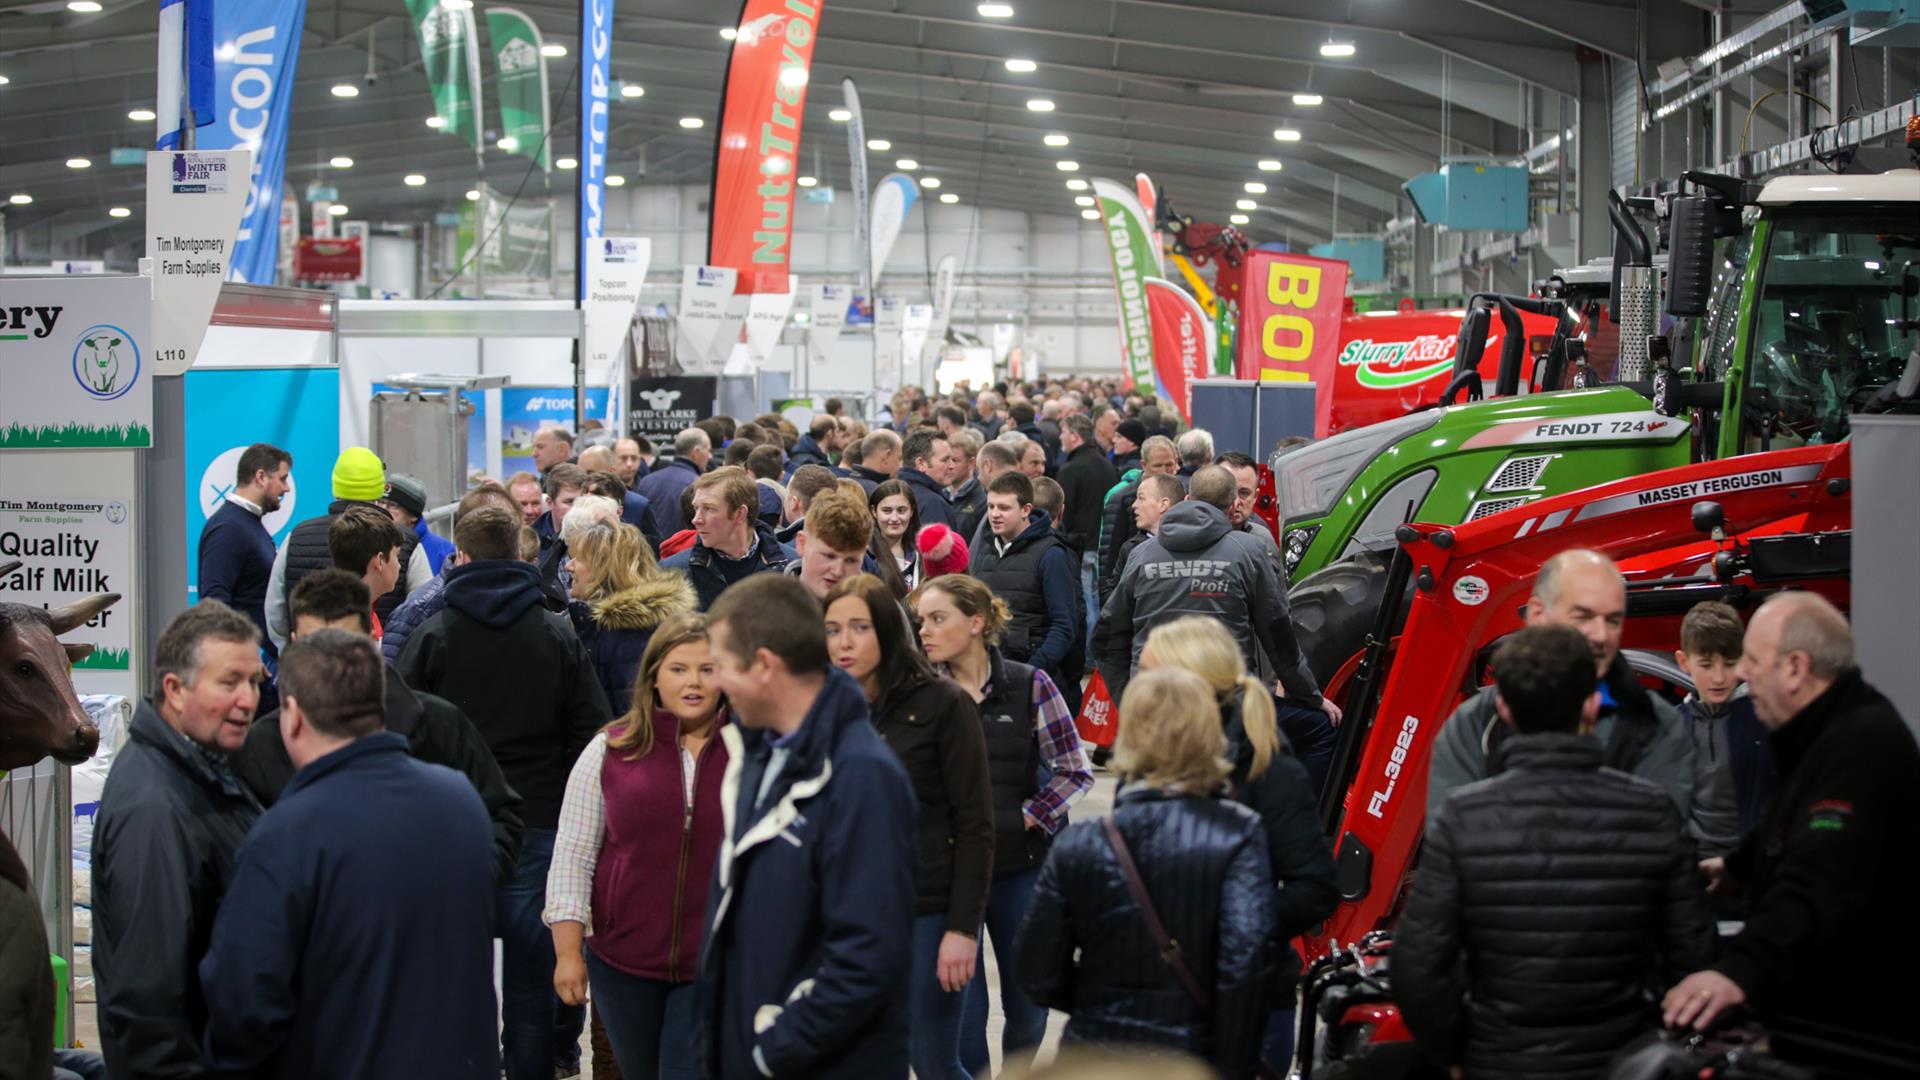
top-left (1280, 168), bottom-right (1920, 690)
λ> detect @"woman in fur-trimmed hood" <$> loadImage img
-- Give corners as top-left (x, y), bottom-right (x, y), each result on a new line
top-left (566, 522), bottom-right (698, 715)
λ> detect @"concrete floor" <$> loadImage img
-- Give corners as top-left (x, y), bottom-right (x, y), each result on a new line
top-left (72, 772), bottom-right (1120, 1077)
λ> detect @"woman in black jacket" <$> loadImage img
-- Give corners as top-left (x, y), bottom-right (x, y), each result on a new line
top-left (1141, 615), bottom-right (1339, 1070)
top-left (869, 479), bottom-right (924, 590)
top-left (565, 522), bottom-right (696, 715)
top-left (1015, 667), bottom-right (1276, 1080)
top-left (822, 573), bottom-right (993, 1080)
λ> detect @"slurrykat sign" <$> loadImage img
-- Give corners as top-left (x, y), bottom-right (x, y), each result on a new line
top-left (707, 0), bottom-right (822, 295)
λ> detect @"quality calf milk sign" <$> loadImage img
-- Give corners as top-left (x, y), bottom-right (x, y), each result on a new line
top-left (0, 275), bottom-right (154, 449)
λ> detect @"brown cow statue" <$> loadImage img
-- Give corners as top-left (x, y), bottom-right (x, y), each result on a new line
top-left (0, 557), bottom-right (121, 1077)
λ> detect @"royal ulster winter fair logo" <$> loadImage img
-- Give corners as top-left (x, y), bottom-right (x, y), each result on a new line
top-left (72, 324), bottom-right (142, 401)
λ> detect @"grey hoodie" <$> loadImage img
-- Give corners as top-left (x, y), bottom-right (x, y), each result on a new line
top-left (1095, 501), bottom-right (1321, 708)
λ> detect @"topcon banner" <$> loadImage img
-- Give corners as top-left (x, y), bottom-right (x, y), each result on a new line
top-left (708, 0), bottom-right (823, 295)
top-left (0, 275), bottom-right (154, 449)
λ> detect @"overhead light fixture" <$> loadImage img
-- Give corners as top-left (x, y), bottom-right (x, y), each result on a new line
top-left (866, 138), bottom-right (891, 151)
top-left (829, 108), bottom-right (851, 122)
top-left (1273, 127), bottom-right (1301, 142)
top-left (1319, 41), bottom-right (1355, 58)
top-left (9, 194), bottom-right (32, 205)
top-left (465, 189), bottom-right (481, 201)
top-left (1080, 208), bottom-right (1101, 220)
top-left (978, 3), bottom-right (1015, 16)
top-left (0, 76), bottom-right (9, 86)
top-left (763, 155), bottom-right (791, 174)
top-left (1293, 93), bottom-right (1323, 106)
top-left (1074, 195), bottom-right (1094, 207)
top-left (1025, 98), bottom-right (1055, 112)
top-left (556, 156), bottom-right (578, 169)
top-left (1235, 198), bottom-right (1257, 210)
top-left (720, 27), bottom-right (737, 40)
top-left (496, 135), bottom-right (520, 151)
top-left (896, 158), bottom-right (918, 170)
top-left (797, 175), bottom-right (818, 187)
top-left (328, 204), bottom-right (349, 216)
top-left (606, 175), bottom-right (626, 186)
top-left (129, 107), bottom-right (156, 121)
top-left (1005, 59), bottom-right (1036, 73)
top-left (1244, 181), bottom-right (1267, 193)
top-left (1043, 133), bottom-right (1069, 147)
top-left (109, 206), bottom-right (131, 218)
top-left (440, 0), bottom-right (473, 8)
top-left (1229, 212), bottom-right (1250, 225)
top-left (541, 43), bottom-right (567, 58)
top-left (66, 157), bottom-right (91, 169)
top-left (1056, 160), bottom-right (1079, 171)
top-left (679, 116), bottom-right (705, 128)
top-left (1065, 178), bottom-right (1088, 191)
top-left (779, 66), bottom-right (809, 89)
top-left (939, 192), bottom-right (959, 204)
top-left (404, 173), bottom-right (427, 186)
top-left (67, 1), bottom-right (102, 11)
top-left (330, 84), bottom-right (360, 98)
top-left (426, 115), bottom-right (446, 128)
top-left (919, 177), bottom-right (940, 188)
top-left (620, 83), bottom-right (645, 98)
top-left (1257, 158), bottom-right (1283, 171)
top-left (330, 155), bottom-right (354, 168)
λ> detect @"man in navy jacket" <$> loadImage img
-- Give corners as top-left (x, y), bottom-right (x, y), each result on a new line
top-left (196, 442), bottom-right (291, 652)
top-left (199, 629), bottom-right (497, 1079)
top-left (696, 575), bottom-right (917, 1079)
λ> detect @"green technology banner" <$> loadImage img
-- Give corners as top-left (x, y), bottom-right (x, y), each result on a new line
top-left (407, 0), bottom-right (484, 149)
top-left (1090, 176), bottom-right (1160, 392)
top-left (485, 7), bottom-right (549, 169)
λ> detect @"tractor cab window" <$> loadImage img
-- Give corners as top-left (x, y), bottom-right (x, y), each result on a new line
top-left (1741, 208), bottom-right (1920, 450)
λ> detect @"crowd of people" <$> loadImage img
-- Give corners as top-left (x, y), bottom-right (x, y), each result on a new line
top-left (33, 376), bottom-right (1914, 1080)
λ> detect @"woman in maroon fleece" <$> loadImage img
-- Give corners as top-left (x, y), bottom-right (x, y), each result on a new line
top-left (546, 612), bottom-right (728, 1079)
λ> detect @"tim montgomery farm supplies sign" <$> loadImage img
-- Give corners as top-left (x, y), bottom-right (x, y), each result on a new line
top-left (0, 275), bottom-right (154, 449)
top-left (0, 494), bottom-right (133, 672)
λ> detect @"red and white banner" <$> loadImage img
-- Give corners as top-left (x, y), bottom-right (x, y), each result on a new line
top-left (1236, 251), bottom-right (1349, 437)
top-left (1144, 277), bottom-right (1213, 427)
top-left (707, 0), bottom-right (822, 295)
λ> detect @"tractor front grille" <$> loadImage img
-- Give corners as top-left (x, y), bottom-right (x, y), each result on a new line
top-left (1485, 454), bottom-right (1552, 492)
top-left (1468, 497), bottom-right (1530, 521)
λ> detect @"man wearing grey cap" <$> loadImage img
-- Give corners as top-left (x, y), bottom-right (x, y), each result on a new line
top-left (383, 474), bottom-right (455, 577)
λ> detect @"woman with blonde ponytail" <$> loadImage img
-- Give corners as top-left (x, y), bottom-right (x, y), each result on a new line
top-left (1140, 616), bottom-right (1339, 1071)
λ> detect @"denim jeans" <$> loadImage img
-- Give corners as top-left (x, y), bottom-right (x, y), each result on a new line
top-left (1277, 698), bottom-right (1338, 799)
top-left (497, 828), bottom-right (584, 1080)
top-left (1079, 550), bottom-right (1100, 666)
top-left (959, 866), bottom-right (1049, 1076)
top-left (585, 947), bottom-right (696, 1080)
top-left (1262, 1005), bottom-right (1297, 1073)
top-left (909, 913), bottom-right (972, 1080)
top-left (51, 1050), bottom-right (106, 1080)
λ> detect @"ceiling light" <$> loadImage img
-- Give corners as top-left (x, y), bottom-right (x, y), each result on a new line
top-left (1081, 208), bottom-right (1101, 220)
top-left (1065, 178), bottom-right (1088, 191)
top-left (1005, 59), bottom-right (1036, 73)
top-left (679, 116), bottom-right (705, 128)
top-left (404, 173), bottom-right (427, 186)
top-left (919, 177), bottom-right (940, 188)
top-left (1236, 199), bottom-right (1257, 210)
top-left (67, 1), bottom-right (102, 12)
top-left (829, 108), bottom-right (851, 122)
top-left (940, 193), bottom-right (959, 204)
top-left (466, 189), bottom-right (481, 201)
top-left (896, 158), bottom-right (918, 170)
top-left (1025, 98), bottom-right (1055, 112)
top-left (1319, 41), bottom-right (1355, 58)
top-left (1056, 160), bottom-right (1079, 171)
top-left (620, 83), bottom-right (644, 98)
top-left (1074, 195), bottom-right (1094, 207)
top-left (719, 27), bottom-right (737, 40)
top-left (763, 155), bottom-right (791, 174)
top-left (0, 76), bottom-right (8, 87)
top-left (1257, 158), bottom-right (1283, 171)
top-left (606, 175), bottom-right (626, 186)
top-left (1273, 127), bottom-right (1301, 142)
top-left (1229, 213), bottom-right (1250, 224)
top-left (9, 194), bottom-right (32, 205)
top-left (129, 107), bottom-right (156, 121)
top-left (778, 66), bottom-right (809, 88)
top-left (1293, 93), bottom-right (1323, 106)
top-left (557, 157), bottom-right (578, 169)
top-left (66, 158), bottom-right (91, 169)
top-left (866, 138), bottom-right (890, 151)
top-left (330, 83), bottom-right (360, 98)
top-left (426, 115), bottom-right (446, 128)
top-left (330, 155), bottom-right (354, 168)
top-left (978, 3), bottom-right (1015, 16)
top-left (1043, 133), bottom-right (1069, 147)
top-left (328, 204), bottom-right (349, 216)
top-left (1244, 181), bottom-right (1267, 193)
top-left (541, 43), bottom-right (567, 58)
top-left (440, 0), bottom-right (473, 8)
top-left (109, 206), bottom-right (130, 218)
top-left (496, 136), bottom-right (519, 151)
top-left (797, 175), bottom-right (818, 187)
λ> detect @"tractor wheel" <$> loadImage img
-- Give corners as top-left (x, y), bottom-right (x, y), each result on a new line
top-left (1287, 550), bottom-right (1405, 693)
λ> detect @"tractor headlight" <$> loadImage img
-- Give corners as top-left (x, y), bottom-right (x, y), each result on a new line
top-left (1271, 410), bottom-right (1443, 523)
top-left (1283, 525), bottom-right (1320, 581)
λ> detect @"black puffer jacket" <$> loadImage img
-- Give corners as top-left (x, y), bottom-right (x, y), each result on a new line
top-left (1392, 733), bottom-right (1716, 1079)
top-left (569, 574), bottom-right (697, 715)
top-left (870, 673), bottom-right (995, 934)
top-left (1016, 786), bottom-right (1275, 1080)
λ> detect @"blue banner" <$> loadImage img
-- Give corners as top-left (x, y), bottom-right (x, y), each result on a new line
top-left (183, 368), bottom-right (340, 603)
top-left (578, 0), bottom-right (611, 300)
top-left (206, 1), bottom-right (306, 284)
top-left (501, 387), bottom-right (608, 475)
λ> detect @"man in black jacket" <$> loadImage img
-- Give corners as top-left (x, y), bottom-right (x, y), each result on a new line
top-left (1395, 625), bottom-right (1715, 1079)
top-left (660, 467), bottom-right (798, 611)
top-left (1664, 593), bottom-right (1920, 1059)
top-left (783, 414), bottom-right (844, 480)
top-left (196, 442), bottom-right (291, 654)
top-left (1057, 414), bottom-right (1118, 552)
top-left (233, 569), bottom-right (523, 884)
top-left (898, 429), bottom-right (957, 531)
top-left (396, 506), bottom-right (610, 1080)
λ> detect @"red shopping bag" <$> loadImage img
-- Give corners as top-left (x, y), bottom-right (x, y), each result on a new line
top-left (1075, 670), bottom-right (1118, 749)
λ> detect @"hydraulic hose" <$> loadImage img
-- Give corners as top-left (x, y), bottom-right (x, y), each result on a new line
top-left (1607, 189), bottom-right (1651, 266)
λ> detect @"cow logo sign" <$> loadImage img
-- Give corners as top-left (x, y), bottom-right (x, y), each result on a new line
top-left (71, 324), bottom-right (142, 402)
top-left (639, 388), bottom-right (683, 411)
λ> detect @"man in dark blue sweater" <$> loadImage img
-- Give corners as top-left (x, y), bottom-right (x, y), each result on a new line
top-left (196, 443), bottom-right (291, 653)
